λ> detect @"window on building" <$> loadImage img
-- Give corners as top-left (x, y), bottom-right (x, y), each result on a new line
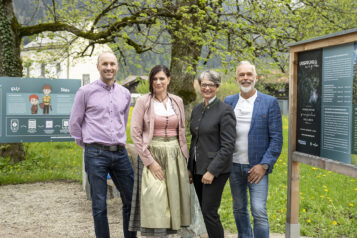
top-left (82, 74), bottom-right (90, 85)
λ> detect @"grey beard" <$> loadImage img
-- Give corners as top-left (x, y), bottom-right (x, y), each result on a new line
top-left (240, 84), bottom-right (254, 93)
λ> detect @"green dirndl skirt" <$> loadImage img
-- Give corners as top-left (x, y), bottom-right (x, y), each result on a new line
top-left (129, 136), bottom-right (191, 236)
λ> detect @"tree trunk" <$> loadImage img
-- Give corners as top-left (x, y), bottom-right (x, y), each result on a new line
top-left (0, 0), bottom-right (25, 163)
top-left (169, 35), bottom-right (200, 106)
top-left (0, 0), bottom-right (22, 76)
top-left (167, 0), bottom-right (202, 106)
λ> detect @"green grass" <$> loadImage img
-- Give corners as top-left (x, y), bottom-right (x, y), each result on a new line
top-left (351, 154), bottom-right (357, 166)
top-left (0, 116), bottom-right (356, 237)
top-left (219, 116), bottom-right (357, 237)
top-left (0, 142), bottom-right (83, 185)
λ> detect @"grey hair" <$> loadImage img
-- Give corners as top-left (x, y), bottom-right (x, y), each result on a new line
top-left (236, 61), bottom-right (257, 76)
top-left (198, 70), bottom-right (221, 86)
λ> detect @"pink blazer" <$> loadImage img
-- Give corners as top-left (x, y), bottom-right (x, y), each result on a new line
top-left (130, 93), bottom-right (189, 166)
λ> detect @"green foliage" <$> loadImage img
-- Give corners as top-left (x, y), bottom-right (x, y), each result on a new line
top-left (135, 79), bottom-right (150, 94)
top-left (216, 74), bottom-right (240, 101)
top-left (7, 0), bottom-right (356, 102)
top-left (126, 107), bottom-right (133, 144)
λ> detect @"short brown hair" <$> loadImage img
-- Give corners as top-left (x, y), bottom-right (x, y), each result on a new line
top-left (43, 84), bottom-right (52, 90)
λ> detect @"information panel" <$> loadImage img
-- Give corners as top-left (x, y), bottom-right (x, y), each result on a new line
top-left (0, 77), bottom-right (81, 143)
top-left (352, 42), bottom-right (357, 165)
top-left (296, 49), bottom-right (322, 156)
top-left (320, 43), bottom-right (354, 164)
top-left (297, 42), bottom-right (357, 166)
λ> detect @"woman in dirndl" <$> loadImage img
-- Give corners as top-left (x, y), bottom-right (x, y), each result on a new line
top-left (129, 65), bottom-right (191, 237)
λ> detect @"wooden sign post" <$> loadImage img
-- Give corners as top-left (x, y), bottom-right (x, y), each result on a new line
top-left (287, 28), bottom-right (357, 237)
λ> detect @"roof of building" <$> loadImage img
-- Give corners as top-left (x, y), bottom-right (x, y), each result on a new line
top-left (287, 28), bottom-right (357, 47)
top-left (121, 75), bottom-right (148, 86)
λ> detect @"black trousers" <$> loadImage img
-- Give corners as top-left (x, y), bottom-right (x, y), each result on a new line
top-left (193, 173), bottom-right (230, 238)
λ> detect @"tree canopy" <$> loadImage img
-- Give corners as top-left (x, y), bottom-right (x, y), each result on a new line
top-left (1, 0), bottom-right (356, 161)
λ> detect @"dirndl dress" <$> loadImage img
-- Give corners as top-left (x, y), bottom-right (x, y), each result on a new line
top-left (129, 136), bottom-right (191, 236)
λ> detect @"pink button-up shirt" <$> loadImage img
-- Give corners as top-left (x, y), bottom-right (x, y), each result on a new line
top-left (69, 79), bottom-right (130, 147)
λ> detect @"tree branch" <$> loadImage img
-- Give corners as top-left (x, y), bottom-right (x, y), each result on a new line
top-left (90, 1), bottom-right (127, 31)
top-left (51, 0), bottom-right (57, 22)
top-left (20, 15), bottom-right (156, 40)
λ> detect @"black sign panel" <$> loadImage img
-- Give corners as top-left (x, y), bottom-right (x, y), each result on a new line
top-left (296, 49), bottom-right (322, 155)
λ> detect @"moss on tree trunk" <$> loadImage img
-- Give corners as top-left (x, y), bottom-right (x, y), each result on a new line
top-left (0, 0), bottom-right (25, 162)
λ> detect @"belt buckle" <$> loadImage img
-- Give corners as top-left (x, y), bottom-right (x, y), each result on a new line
top-left (108, 145), bottom-right (118, 152)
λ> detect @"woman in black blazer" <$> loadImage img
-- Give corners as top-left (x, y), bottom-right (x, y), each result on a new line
top-left (188, 70), bottom-right (236, 238)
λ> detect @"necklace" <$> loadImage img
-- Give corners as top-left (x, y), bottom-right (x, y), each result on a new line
top-left (154, 94), bottom-right (168, 103)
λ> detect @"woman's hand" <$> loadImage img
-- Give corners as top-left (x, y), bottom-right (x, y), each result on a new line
top-left (188, 170), bottom-right (193, 184)
top-left (148, 161), bottom-right (164, 180)
top-left (201, 171), bottom-right (214, 184)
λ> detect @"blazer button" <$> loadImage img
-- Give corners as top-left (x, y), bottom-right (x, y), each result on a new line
top-left (195, 127), bottom-right (198, 130)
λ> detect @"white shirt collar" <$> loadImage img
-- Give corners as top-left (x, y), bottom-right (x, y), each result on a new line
top-left (239, 90), bottom-right (257, 104)
top-left (204, 96), bottom-right (217, 105)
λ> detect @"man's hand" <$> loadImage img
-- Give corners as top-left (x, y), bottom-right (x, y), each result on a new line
top-left (148, 161), bottom-right (164, 180)
top-left (201, 171), bottom-right (214, 184)
top-left (188, 170), bottom-right (193, 184)
top-left (248, 164), bottom-right (267, 184)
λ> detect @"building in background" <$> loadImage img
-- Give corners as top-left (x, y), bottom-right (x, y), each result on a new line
top-left (21, 36), bottom-right (111, 85)
top-left (121, 75), bottom-right (148, 93)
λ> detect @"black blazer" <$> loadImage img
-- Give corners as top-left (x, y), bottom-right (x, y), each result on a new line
top-left (188, 98), bottom-right (236, 176)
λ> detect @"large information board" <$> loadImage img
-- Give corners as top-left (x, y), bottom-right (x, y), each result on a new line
top-left (296, 42), bottom-right (357, 165)
top-left (0, 77), bottom-right (81, 143)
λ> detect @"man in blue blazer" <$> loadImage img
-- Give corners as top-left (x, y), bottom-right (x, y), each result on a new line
top-left (224, 61), bottom-right (283, 238)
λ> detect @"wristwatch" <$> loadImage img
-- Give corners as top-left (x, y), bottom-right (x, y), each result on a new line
top-left (261, 164), bottom-right (269, 170)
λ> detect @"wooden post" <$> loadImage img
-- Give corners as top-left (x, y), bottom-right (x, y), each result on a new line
top-left (286, 51), bottom-right (300, 237)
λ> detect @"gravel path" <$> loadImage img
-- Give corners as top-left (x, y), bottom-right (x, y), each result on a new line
top-left (0, 181), bottom-right (293, 238)
top-left (0, 181), bottom-right (123, 238)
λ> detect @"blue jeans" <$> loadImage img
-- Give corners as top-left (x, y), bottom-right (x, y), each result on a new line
top-left (85, 145), bottom-right (137, 238)
top-left (229, 163), bottom-right (269, 238)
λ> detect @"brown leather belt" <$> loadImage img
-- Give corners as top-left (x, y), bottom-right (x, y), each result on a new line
top-left (86, 143), bottom-right (125, 152)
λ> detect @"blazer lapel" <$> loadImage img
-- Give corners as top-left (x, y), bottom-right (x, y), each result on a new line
top-left (250, 91), bottom-right (262, 131)
top-left (231, 93), bottom-right (240, 109)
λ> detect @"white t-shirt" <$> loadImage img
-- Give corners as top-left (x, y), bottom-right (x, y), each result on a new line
top-left (232, 91), bottom-right (257, 164)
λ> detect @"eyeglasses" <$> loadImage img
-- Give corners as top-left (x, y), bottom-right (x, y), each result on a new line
top-left (200, 83), bottom-right (217, 89)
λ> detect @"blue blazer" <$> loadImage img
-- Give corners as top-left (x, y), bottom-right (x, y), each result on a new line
top-left (224, 91), bottom-right (283, 173)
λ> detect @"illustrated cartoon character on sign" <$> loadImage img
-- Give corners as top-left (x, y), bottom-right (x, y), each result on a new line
top-left (40, 84), bottom-right (52, 114)
top-left (29, 94), bottom-right (39, 114)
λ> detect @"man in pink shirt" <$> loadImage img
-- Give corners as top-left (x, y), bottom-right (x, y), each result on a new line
top-left (69, 51), bottom-right (136, 238)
